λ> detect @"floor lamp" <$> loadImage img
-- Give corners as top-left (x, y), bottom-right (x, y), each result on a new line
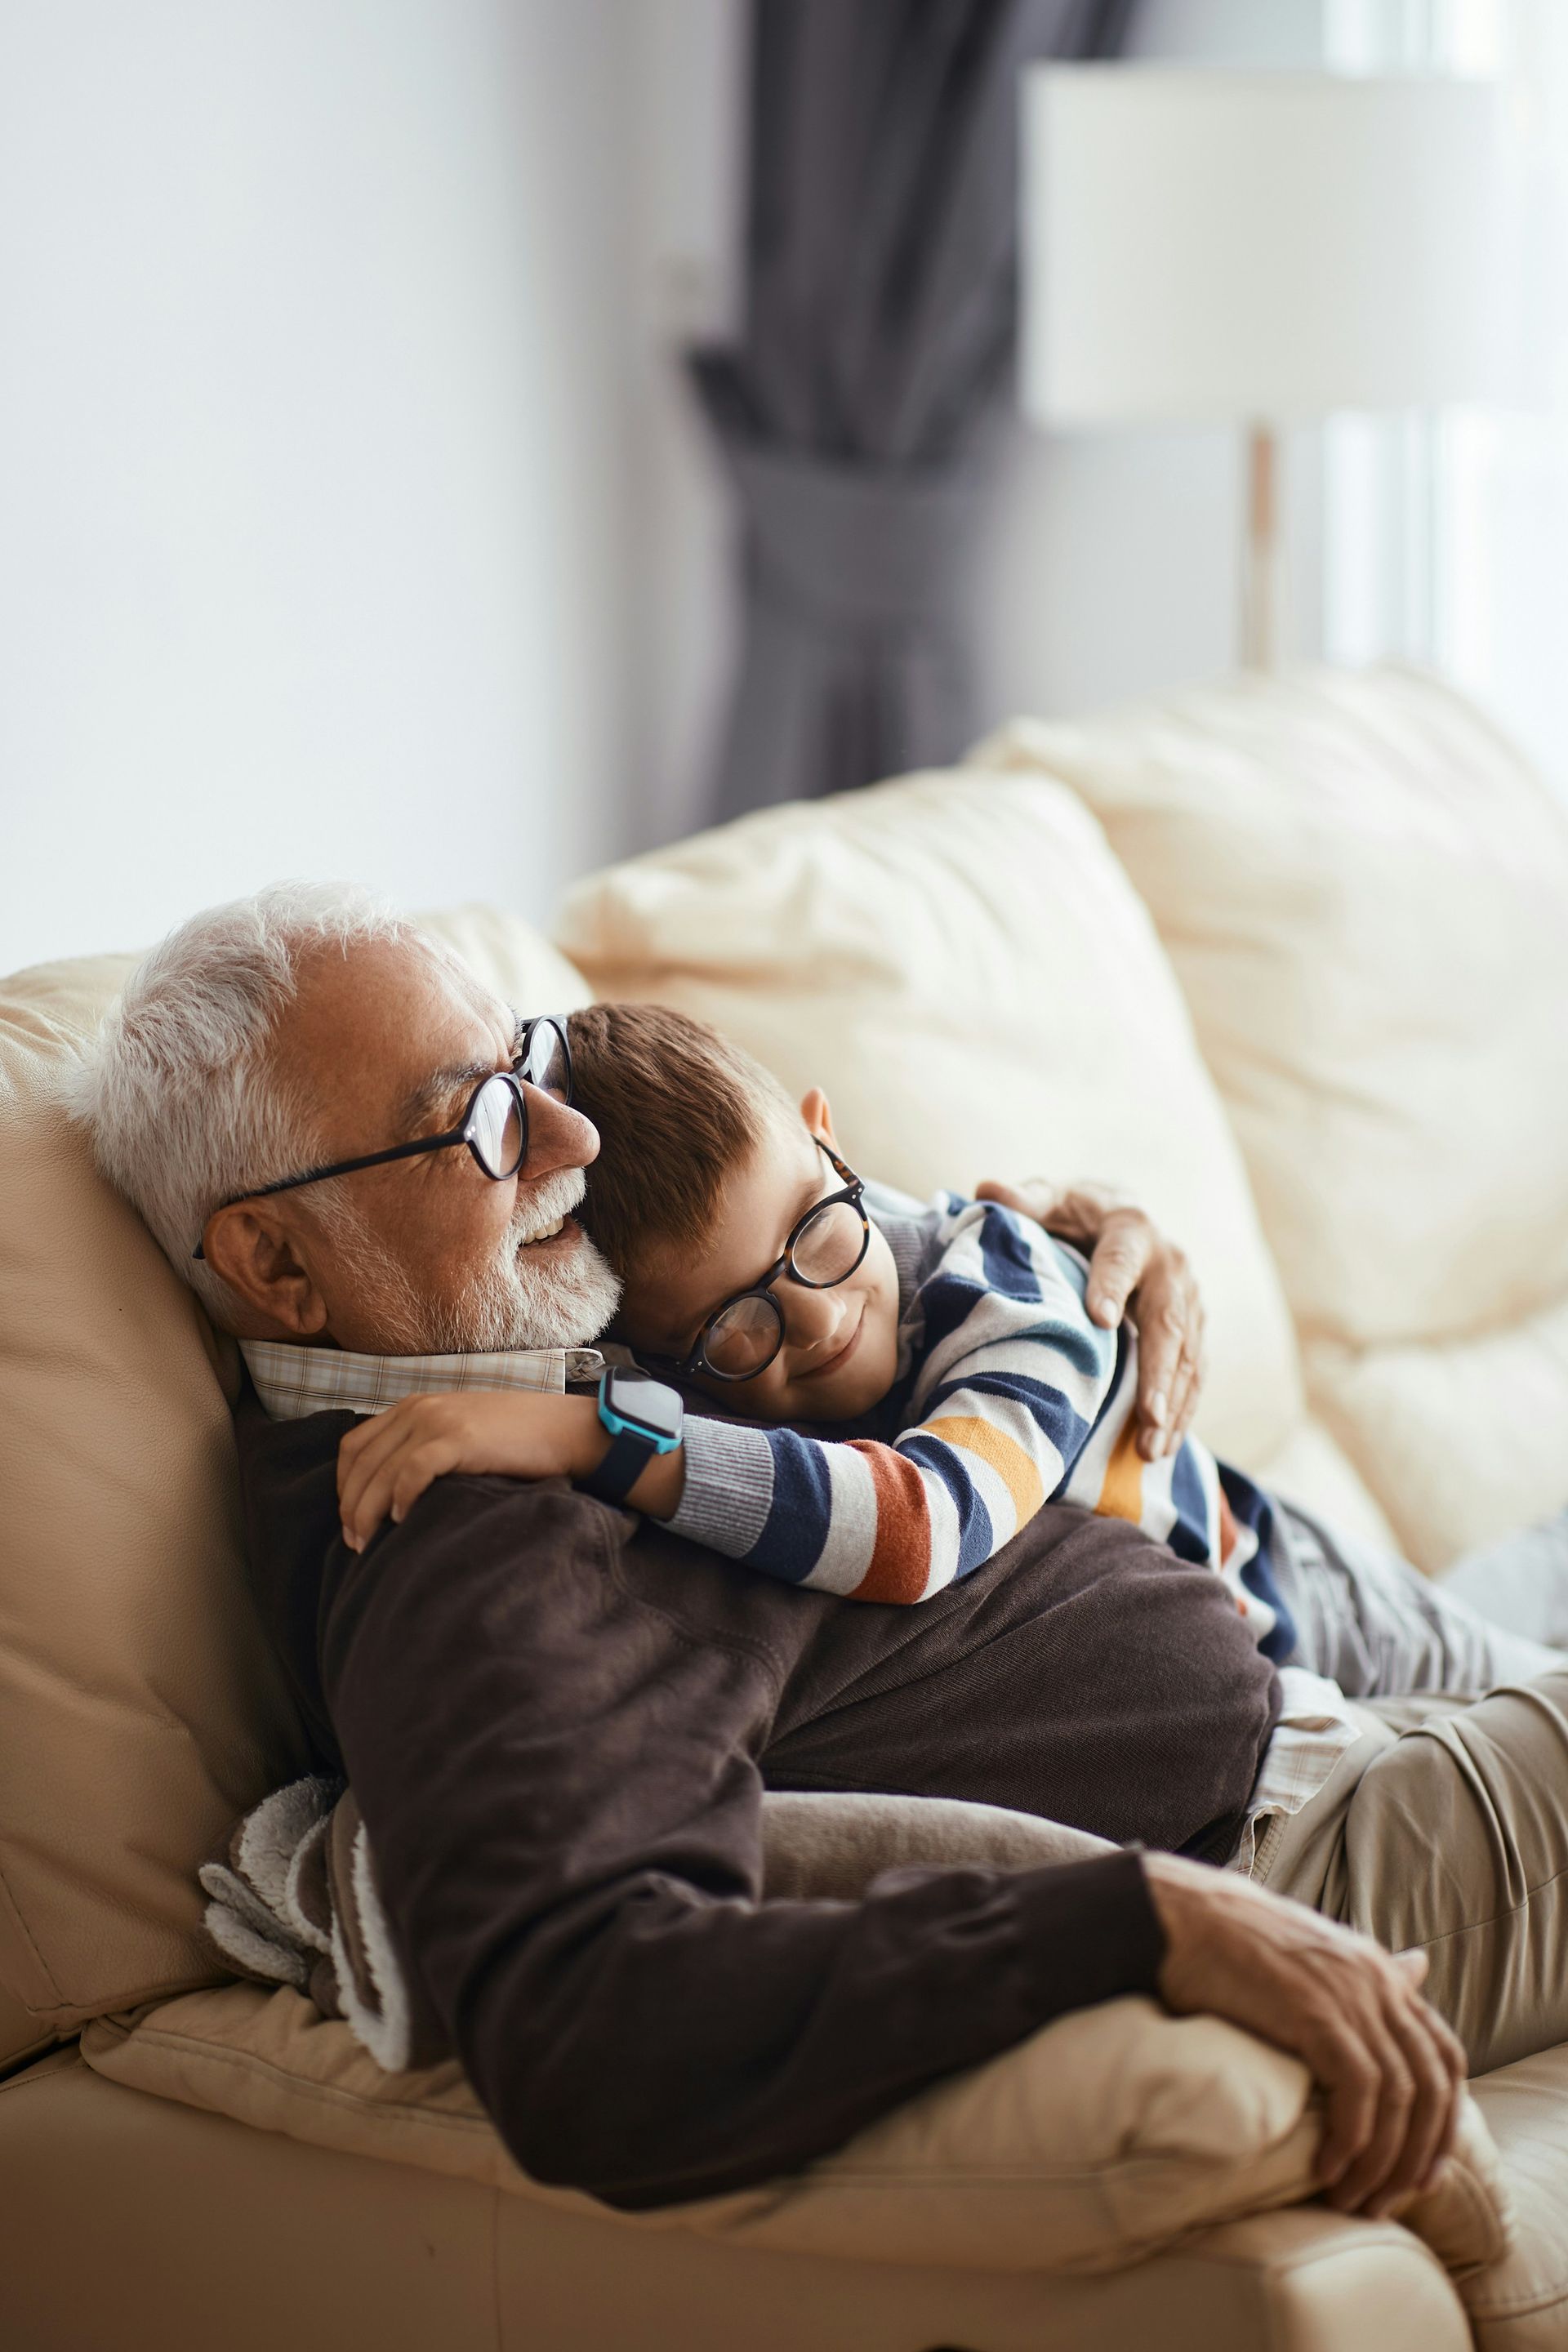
top-left (1018, 69), bottom-right (1502, 670)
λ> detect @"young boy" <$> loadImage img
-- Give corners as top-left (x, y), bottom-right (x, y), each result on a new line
top-left (336, 1001), bottom-right (1297, 1652)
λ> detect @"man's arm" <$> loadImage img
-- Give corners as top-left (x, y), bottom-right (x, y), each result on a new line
top-left (318, 1469), bottom-right (1167, 2209)
top-left (1145, 1855), bottom-right (1464, 2217)
top-left (977, 1178), bottom-right (1205, 1461)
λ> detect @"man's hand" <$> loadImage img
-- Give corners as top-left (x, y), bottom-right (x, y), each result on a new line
top-left (1143, 1853), bottom-right (1466, 2218)
top-left (336, 1391), bottom-right (604, 1552)
top-left (975, 1179), bottom-right (1205, 1459)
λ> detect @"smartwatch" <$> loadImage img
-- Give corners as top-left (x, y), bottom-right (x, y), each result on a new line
top-left (579, 1365), bottom-right (684, 1505)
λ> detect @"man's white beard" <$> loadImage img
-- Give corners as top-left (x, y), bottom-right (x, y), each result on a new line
top-left (345, 1167), bottom-right (622, 1356)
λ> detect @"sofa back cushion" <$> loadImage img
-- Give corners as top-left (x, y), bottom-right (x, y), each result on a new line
top-left (0, 909), bottom-right (590, 2062)
top-left (557, 768), bottom-right (1303, 1469)
top-left (971, 666), bottom-right (1568, 1563)
top-left (973, 666), bottom-right (1568, 1354)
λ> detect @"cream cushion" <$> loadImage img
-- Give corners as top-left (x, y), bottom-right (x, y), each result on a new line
top-left (972, 667), bottom-right (1568, 1567)
top-left (1246, 1417), bottom-right (1401, 1557)
top-left (80, 1980), bottom-right (1508, 2283)
top-left (1467, 2048), bottom-right (1568, 2348)
top-left (0, 948), bottom-right (308, 2063)
top-left (0, 907), bottom-right (590, 2064)
top-left (557, 768), bottom-right (1309, 1473)
top-left (1307, 1299), bottom-right (1568, 1575)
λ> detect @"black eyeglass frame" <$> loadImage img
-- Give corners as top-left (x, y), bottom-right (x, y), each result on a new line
top-left (191, 1013), bottom-right (572, 1260)
top-left (638, 1138), bottom-right (871, 1385)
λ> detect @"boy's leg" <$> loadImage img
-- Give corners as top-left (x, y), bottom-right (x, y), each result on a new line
top-left (1438, 1506), bottom-right (1568, 1652)
top-left (1259, 1668), bottom-right (1568, 2075)
top-left (1267, 1497), bottom-right (1564, 1698)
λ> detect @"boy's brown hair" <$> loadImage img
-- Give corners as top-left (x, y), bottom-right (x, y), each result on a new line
top-left (566, 1002), bottom-right (795, 1280)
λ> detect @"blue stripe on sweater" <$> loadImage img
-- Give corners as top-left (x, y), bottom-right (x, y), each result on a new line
top-left (1219, 1466), bottom-right (1297, 1663)
top-left (737, 1430), bottom-right (835, 1584)
top-left (919, 1266), bottom-right (1108, 1404)
top-left (920, 1368), bottom-right (1094, 1472)
top-left (1165, 1441), bottom-right (1214, 1566)
top-left (977, 1206), bottom-right (1058, 1303)
top-left (898, 1430), bottom-right (996, 1580)
top-left (916, 1206), bottom-right (1055, 1355)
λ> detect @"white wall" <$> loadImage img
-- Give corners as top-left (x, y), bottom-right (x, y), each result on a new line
top-left (2, 0), bottom-right (1356, 974)
top-left (618, 0), bottom-right (747, 854)
top-left (0, 0), bottom-right (639, 973)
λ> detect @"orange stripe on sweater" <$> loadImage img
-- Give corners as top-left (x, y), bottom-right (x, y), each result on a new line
top-left (847, 1441), bottom-right (933, 1603)
top-left (925, 1414), bottom-right (1043, 1531)
top-left (1097, 1417), bottom-right (1146, 1526)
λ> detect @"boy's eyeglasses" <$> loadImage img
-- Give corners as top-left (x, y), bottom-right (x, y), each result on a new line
top-left (192, 1014), bottom-right (572, 1258)
top-left (640, 1139), bottom-right (871, 1383)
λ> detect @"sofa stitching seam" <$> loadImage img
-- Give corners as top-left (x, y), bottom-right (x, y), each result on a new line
top-left (0, 1859), bottom-right (65, 2007)
top-left (90, 2021), bottom-right (500, 2140)
top-left (0, 2050), bottom-right (82, 2098)
top-left (1459, 2273), bottom-right (1568, 2321)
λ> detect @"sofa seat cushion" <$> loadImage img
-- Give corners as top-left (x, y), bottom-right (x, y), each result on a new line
top-left (0, 911), bottom-right (591, 2060)
top-left (1, 2052), bottom-right (1481, 2352)
top-left (558, 767), bottom-right (1303, 1471)
top-left (79, 1976), bottom-right (1508, 2283)
top-left (1463, 2046), bottom-right (1568, 2347)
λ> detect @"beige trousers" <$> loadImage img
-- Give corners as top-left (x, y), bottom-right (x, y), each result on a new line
top-left (1257, 1671), bottom-right (1568, 2076)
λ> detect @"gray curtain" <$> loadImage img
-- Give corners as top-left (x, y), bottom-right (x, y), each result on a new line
top-left (693, 0), bottom-right (1138, 822)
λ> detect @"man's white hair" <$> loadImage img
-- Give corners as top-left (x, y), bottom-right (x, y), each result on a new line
top-left (67, 882), bottom-right (423, 1316)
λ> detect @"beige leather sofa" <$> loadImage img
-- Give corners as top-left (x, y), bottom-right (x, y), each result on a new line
top-left (5, 666), bottom-right (1568, 2350)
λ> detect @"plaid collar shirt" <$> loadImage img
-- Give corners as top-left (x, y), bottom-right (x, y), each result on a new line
top-left (241, 1339), bottom-right (605, 1422)
top-left (1228, 1664), bottom-right (1362, 1877)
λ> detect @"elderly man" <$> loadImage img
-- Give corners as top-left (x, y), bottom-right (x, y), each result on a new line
top-left (74, 884), bottom-right (1568, 2225)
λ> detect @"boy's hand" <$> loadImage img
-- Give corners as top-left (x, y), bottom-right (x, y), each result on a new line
top-left (336, 1392), bottom-right (604, 1552)
top-left (974, 1178), bottom-right (1205, 1460)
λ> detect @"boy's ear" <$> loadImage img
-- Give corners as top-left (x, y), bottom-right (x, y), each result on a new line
top-left (799, 1086), bottom-right (836, 1147)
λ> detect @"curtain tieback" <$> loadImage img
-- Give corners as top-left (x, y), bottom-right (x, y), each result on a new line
top-left (723, 441), bottom-right (981, 635)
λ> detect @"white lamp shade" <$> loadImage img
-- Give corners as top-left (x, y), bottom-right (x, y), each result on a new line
top-left (1021, 68), bottom-right (1504, 426)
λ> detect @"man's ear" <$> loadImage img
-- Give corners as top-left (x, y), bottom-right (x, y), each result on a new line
top-left (199, 1202), bottom-right (331, 1340)
top-left (799, 1086), bottom-right (837, 1148)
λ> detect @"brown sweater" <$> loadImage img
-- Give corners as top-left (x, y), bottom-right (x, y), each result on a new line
top-left (234, 1390), bottom-right (1281, 2210)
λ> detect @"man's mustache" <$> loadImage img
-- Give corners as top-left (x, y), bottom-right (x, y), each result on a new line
top-left (504, 1166), bottom-right (587, 1253)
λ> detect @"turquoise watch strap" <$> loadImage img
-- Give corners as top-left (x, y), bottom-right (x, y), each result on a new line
top-left (580, 1367), bottom-right (683, 1504)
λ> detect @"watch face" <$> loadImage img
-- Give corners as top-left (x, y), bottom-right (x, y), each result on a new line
top-left (609, 1370), bottom-right (683, 1443)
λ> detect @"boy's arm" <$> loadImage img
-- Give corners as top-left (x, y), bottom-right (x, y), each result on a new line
top-left (336, 1389), bottom-right (684, 1552)
top-left (670, 1209), bottom-right (1120, 1602)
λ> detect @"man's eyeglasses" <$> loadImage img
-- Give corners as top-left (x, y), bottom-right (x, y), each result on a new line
top-left (192, 1013), bottom-right (572, 1259)
top-left (639, 1138), bottom-right (870, 1383)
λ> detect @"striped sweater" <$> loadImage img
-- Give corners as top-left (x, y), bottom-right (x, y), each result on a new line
top-left (667, 1187), bottom-right (1296, 1661)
